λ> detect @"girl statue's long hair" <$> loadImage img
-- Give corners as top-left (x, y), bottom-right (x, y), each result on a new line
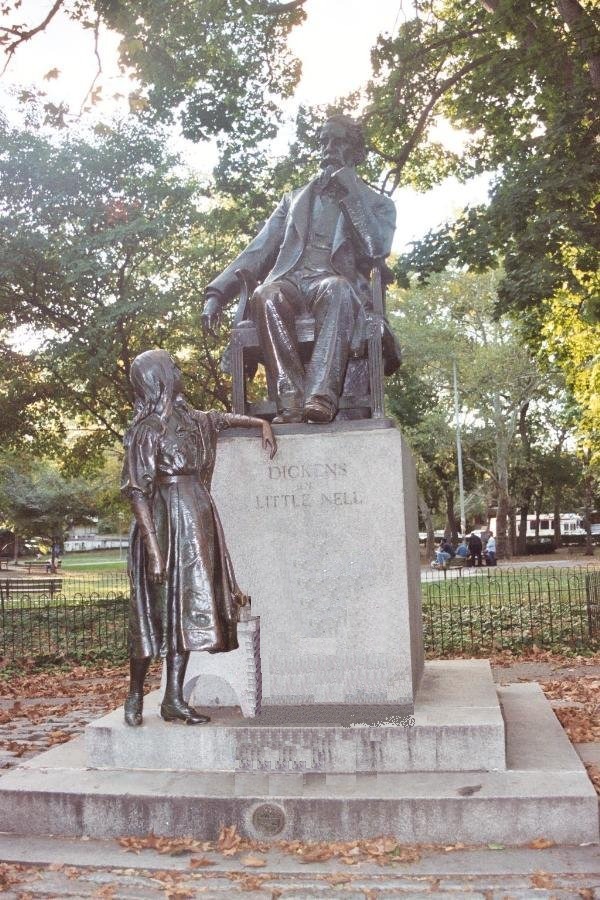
top-left (124, 349), bottom-right (200, 450)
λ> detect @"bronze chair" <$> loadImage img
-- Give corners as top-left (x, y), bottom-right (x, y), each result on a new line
top-left (226, 263), bottom-right (398, 420)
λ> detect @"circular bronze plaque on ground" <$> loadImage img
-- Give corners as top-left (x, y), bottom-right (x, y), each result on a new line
top-left (251, 803), bottom-right (286, 836)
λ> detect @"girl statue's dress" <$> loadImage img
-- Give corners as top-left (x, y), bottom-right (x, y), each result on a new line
top-left (122, 406), bottom-right (247, 659)
top-left (121, 350), bottom-right (276, 726)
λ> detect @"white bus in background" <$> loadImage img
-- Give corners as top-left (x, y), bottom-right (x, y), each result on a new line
top-left (488, 513), bottom-right (585, 540)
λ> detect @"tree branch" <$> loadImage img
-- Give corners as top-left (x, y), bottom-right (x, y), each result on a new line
top-left (555, 0), bottom-right (600, 92)
top-left (478, 0), bottom-right (538, 48)
top-left (417, 27), bottom-right (486, 55)
top-left (255, 0), bottom-right (306, 13)
top-left (78, 15), bottom-right (102, 115)
top-left (465, 454), bottom-right (498, 486)
top-left (1, 0), bottom-right (65, 75)
top-left (382, 53), bottom-right (493, 192)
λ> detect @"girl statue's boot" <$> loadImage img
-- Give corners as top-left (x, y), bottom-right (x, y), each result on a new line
top-left (124, 657), bottom-right (150, 726)
top-left (160, 651), bottom-right (210, 725)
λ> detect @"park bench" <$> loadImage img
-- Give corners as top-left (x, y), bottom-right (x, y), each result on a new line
top-left (20, 560), bottom-right (61, 575)
top-left (431, 556), bottom-right (467, 573)
top-left (0, 578), bottom-right (63, 599)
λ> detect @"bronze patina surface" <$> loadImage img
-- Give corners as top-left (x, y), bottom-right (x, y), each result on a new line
top-left (202, 115), bottom-right (398, 424)
top-left (121, 349), bottom-right (276, 726)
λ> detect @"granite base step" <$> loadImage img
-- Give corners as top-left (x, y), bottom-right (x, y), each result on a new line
top-left (86, 660), bottom-right (506, 774)
top-left (0, 683), bottom-right (596, 845)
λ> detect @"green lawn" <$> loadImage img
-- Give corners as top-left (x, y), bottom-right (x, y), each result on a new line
top-left (61, 548), bottom-right (127, 573)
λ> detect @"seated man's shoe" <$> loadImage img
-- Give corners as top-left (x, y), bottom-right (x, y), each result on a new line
top-left (303, 396), bottom-right (336, 424)
top-left (272, 409), bottom-right (304, 424)
top-left (124, 693), bottom-right (143, 727)
top-left (160, 697), bottom-right (210, 725)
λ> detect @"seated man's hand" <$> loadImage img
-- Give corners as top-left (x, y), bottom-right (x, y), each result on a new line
top-left (331, 165), bottom-right (358, 194)
top-left (201, 294), bottom-right (223, 336)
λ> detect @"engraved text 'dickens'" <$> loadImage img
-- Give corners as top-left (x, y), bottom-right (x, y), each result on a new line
top-left (255, 460), bottom-right (364, 510)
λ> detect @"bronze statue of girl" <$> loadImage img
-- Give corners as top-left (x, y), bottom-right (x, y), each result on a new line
top-left (121, 349), bottom-right (276, 726)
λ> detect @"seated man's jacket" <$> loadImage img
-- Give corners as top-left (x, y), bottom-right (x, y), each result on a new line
top-left (207, 173), bottom-right (401, 375)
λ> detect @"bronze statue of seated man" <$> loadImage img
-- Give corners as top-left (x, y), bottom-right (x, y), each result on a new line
top-left (201, 115), bottom-right (398, 424)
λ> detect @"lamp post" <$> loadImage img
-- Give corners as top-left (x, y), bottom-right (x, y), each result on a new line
top-left (452, 358), bottom-right (467, 538)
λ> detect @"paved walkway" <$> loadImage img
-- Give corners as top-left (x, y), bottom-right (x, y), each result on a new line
top-left (0, 835), bottom-right (599, 897)
top-left (421, 556), bottom-right (600, 582)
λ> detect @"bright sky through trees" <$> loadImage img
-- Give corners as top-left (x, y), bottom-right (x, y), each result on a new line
top-left (0, 0), bottom-right (490, 250)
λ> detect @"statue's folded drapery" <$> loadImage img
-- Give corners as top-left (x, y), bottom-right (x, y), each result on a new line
top-left (121, 408), bottom-right (244, 658)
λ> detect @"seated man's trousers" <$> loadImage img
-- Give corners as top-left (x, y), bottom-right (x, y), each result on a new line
top-left (250, 273), bottom-right (359, 414)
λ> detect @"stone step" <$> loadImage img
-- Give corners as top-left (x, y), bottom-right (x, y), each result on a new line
top-left (86, 660), bottom-right (507, 774)
top-left (0, 683), bottom-right (595, 846)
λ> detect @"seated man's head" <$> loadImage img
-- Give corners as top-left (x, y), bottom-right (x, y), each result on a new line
top-left (319, 115), bottom-right (366, 171)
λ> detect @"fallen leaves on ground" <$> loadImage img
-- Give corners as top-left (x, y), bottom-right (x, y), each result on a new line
top-left (555, 706), bottom-right (600, 743)
top-left (326, 872), bottom-right (352, 885)
top-left (226, 871), bottom-right (271, 891)
top-left (527, 837), bottom-right (556, 850)
top-left (541, 676), bottom-right (600, 744)
top-left (539, 675), bottom-right (600, 797)
top-left (119, 834), bottom-right (208, 856)
top-left (0, 862), bottom-right (36, 890)
top-left (218, 824), bottom-right (245, 855)
top-left (0, 661), bottom-right (160, 709)
top-left (47, 729), bottom-right (72, 746)
top-left (117, 829), bottom-right (474, 869)
top-left (240, 855), bottom-right (266, 867)
top-left (94, 886), bottom-right (117, 898)
top-left (585, 764), bottom-right (600, 792)
top-left (485, 648), bottom-right (599, 667)
top-left (530, 870), bottom-right (555, 889)
top-left (0, 661), bottom-right (161, 761)
top-left (2, 740), bottom-right (29, 756)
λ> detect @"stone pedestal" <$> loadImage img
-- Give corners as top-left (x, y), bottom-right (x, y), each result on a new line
top-left (0, 660), bottom-right (597, 845)
top-left (87, 661), bottom-right (506, 774)
top-left (207, 420), bottom-right (423, 708)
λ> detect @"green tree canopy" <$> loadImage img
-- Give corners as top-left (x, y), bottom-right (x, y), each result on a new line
top-left (1, 0), bottom-right (306, 145)
top-left (355, 0), bottom-right (599, 327)
top-left (0, 116), bottom-right (268, 469)
top-left (0, 454), bottom-right (98, 549)
top-left (386, 269), bottom-right (581, 558)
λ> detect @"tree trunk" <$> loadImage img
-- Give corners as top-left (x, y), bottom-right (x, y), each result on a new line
top-left (555, 0), bottom-right (600, 94)
top-left (496, 489), bottom-right (510, 559)
top-left (445, 487), bottom-right (459, 544)
top-left (516, 400), bottom-right (533, 556)
top-left (12, 533), bottom-right (18, 565)
top-left (418, 492), bottom-right (436, 562)
top-left (495, 438), bottom-right (511, 559)
top-left (517, 506), bottom-right (529, 554)
top-left (508, 505), bottom-right (517, 556)
top-left (553, 489), bottom-right (562, 548)
top-left (582, 461), bottom-right (595, 556)
top-left (533, 486), bottom-right (544, 539)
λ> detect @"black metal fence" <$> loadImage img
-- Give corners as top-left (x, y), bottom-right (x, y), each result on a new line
top-left (0, 572), bottom-right (129, 660)
top-left (421, 564), bottom-right (600, 654)
top-left (0, 566), bottom-right (599, 663)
